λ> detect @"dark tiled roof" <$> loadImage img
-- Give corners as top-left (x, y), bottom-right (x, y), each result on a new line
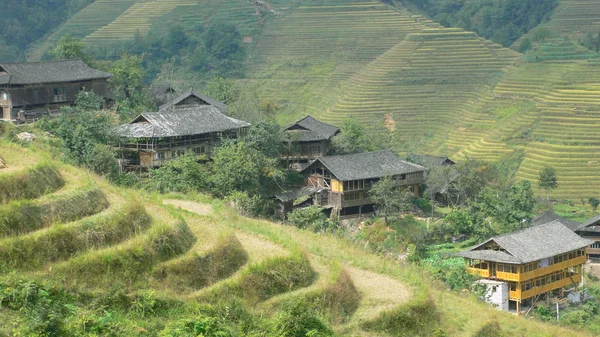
top-left (0, 59), bottom-right (111, 85)
top-left (159, 90), bottom-right (227, 113)
top-left (406, 154), bottom-right (455, 168)
top-left (115, 105), bottom-right (250, 138)
top-left (284, 115), bottom-right (340, 142)
top-left (458, 249), bottom-right (521, 264)
top-left (576, 213), bottom-right (600, 233)
top-left (457, 221), bottom-right (593, 264)
top-left (304, 150), bottom-right (426, 181)
top-left (532, 211), bottom-right (581, 231)
top-left (274, 186), bottom-right (320, 202)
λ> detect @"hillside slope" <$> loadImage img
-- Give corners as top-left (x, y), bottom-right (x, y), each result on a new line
top-left (0, 140), bottom-right (592, 336)
top-left (26, 0), bottom-right (600, 199)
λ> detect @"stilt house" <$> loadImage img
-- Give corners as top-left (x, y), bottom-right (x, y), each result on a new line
top-left (275, 150), bottom-right (426, 219)
top-left (575, 214), bottom-right (600, 263)
top-left (0, 59), bottom-right (111, 122)
top-left (457, 221), bottom-right (592, 313)
top-left (114, 90), bottom-right (250, 169)
top-left (282, 115), bottom-right (340, 170)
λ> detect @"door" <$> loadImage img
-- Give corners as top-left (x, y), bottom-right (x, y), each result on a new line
top-left (491, 263), bottom-right (497, 278)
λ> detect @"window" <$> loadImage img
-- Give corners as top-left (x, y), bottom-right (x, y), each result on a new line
top-left (33, 89), bottom-right (39, 100)
top-left (0, 91), bottom-right (6, 100)
top-left (343, 180), bottom-right (364, 191)
top-left (344, 191), bottom-right (361, 201)
top-left (193, 146), bottom-right (205, 155)
top-left (310, 145), bottom-right (321, 154)
top-left (53, 87), bottom-right (66, 95)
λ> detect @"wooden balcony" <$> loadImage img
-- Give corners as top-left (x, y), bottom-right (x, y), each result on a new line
top-left (467, 267), bottom-right (490, 278)
top-left (510, 274), bottom-right (581, 301)
top-left (467, 255), bottom-right (585, 283)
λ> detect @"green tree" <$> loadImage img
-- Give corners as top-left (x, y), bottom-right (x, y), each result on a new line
top-left (146, 153), bottom-right (210, 193)
top-left (74, 90), bottom-right (104, 110)
top-left (206, 77), bottom-right (238, 104)
top-left (589, 197), bottom-right (600, 212)
top-left (424, 165), bottom-right (455, 217)
top-left (369, 176), bottom-right (414, 224)
top-left (242, 121), bottom-right (283, 158)
top-left (505, 180), bottom-right (535, 228)
top-left (331, 119), bottom-right (377, 155)
top-left (519, 38), bottom-right (532, 53)
top-left (51, 35), bottom-right (90, 62)
top-left (110, 54), bottom-right (146, 101)
top-left (38, 106), bottom-right (115, 170)
top-left (210, 141), bottom-right (279, 198)
top-left (538, 166), bottom-right (558, 200)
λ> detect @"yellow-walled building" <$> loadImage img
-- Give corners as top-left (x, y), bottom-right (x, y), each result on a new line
top-left (457, 221), bottom-right (592, 314)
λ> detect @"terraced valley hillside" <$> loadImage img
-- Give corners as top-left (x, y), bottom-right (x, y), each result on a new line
top-left (28, 0), bottom-right (600, 199)
top-left (0, 136), bottom-right (592, 336)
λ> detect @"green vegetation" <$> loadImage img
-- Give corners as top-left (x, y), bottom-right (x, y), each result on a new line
top-left (0, 138), bottom-right (594, 336)
top-left (0, 163), bottom-right (64, 204)
top-left (401, 0), bottom-right (559, 47)
top-left (0, 0), bottom-right (93, 61)
top-left (0, 186), bottom-right (108, 237)
top-left (361, 296), bottom-right (442, 337)
top-left (154, 234), bottom-right (248, 292)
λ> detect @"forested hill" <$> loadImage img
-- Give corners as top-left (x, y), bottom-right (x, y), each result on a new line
top-left (398, 0), bottom-right (559, 47)
top-left (0, 0), bottom-right (93, 61)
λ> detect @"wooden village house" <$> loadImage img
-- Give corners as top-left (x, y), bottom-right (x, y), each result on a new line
top-left (575, 214), bottom-right (600, 263)
top-left (282, 115), bottom-right (340, 170)
top-left (114, 90), bottom-right (250, 169)
top-left (405, 154), bottom-right (455, 169)
top-left (0, 59), bottom-right (111, 122)
top-left (275, 150), bottom-right (426, 219)
top-left (457, 221), bottom-right (592, 314)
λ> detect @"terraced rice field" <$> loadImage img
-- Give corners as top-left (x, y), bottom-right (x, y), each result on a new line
top-left (0, 140), bottom-right (418, 335)
top-left (453, 60), bottom-right (600, 199)
top-left (544, 0), bottom-right (600, 41)
top-left (246, 1), bottom-right (434, 118)
top-left (83, 0), bottom-right (197, 44)
top-left (28, 0), bottom-right (138, 60)
top-left (321, 27), bottom-right (520, 153)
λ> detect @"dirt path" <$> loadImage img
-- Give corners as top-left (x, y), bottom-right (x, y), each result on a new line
top-left (163, 199), bottom-right (213, 215)
top-left (346, 266), bottom-right (411, 322)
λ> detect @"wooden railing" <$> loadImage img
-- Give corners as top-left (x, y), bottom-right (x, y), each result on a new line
top-left (467, 255), bottom-right (585, 283)
top-left (53, 94), bottom-right (68, 102)
top-left (509, 274), bottom-right (581, 301)
top-left (467, 267), bottom-right (490, 278)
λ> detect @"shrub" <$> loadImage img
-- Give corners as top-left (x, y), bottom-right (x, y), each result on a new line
top-left (87, 143), bottom-right (119, 180)
top-left (287, 206), bottom-right (327, 230)
top-left (146, 153), bottom-right (210, 194)
top-left (159, 314), bottom-right (234, 337)
top-left (272, 298), bottom-right (333, 337)
top-left (422, 255), bottom-right (478, 291)
top-left (227, 191), bottom-right (272, 217)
